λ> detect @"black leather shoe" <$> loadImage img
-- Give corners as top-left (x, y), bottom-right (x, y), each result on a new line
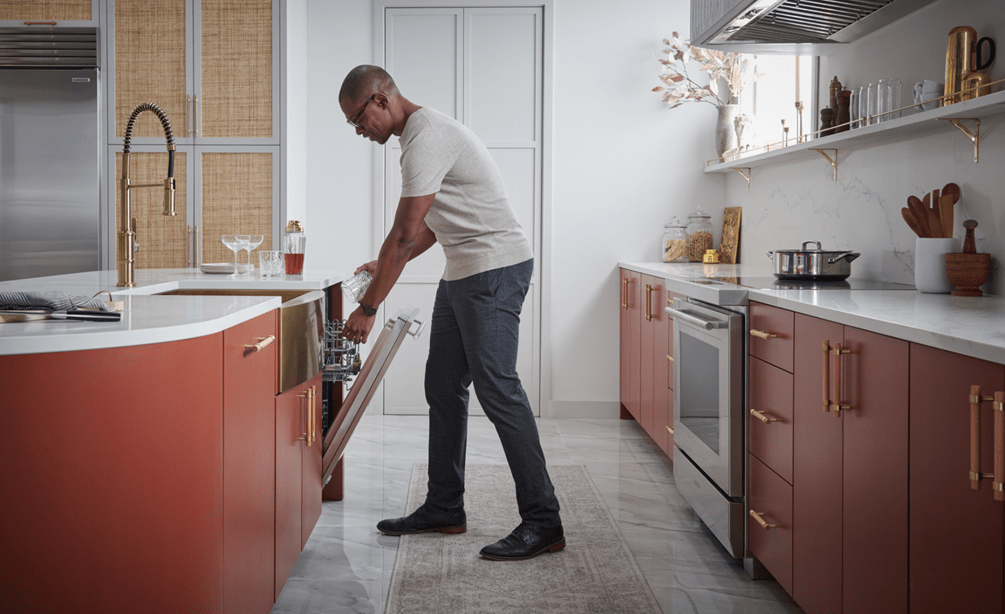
top-left (376, 504), bottom-right (466, 536)
top-left (479, 523), bottom-right (565, 561)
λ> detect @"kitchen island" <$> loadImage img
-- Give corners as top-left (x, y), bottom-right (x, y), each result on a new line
top-left (0, 268), bottom-right (348, 614)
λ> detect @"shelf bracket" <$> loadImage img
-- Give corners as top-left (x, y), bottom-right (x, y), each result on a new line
top-left (938, 118), bottom-right (980, 163)
top-left (810, 149), bottom-right (838, 181)
top-left (734, 167), bottom-right (751, 192)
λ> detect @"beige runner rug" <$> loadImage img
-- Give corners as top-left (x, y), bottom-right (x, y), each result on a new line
top-left (385, 464), bottom-right (663, 614)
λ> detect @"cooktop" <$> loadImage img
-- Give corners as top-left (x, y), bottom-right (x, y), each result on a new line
top-left (721, 276), bottom-right (916, 291)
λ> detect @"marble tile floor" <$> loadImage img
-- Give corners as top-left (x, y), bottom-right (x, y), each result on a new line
top-left (271, 413), bottom-right (804, 614)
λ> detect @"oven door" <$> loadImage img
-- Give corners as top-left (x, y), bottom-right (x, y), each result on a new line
top-left (667, 297), bottom-right (744, 498)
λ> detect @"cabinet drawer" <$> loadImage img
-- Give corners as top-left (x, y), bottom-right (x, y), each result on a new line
top-left (749, 302), bottom-right (794, 372)
top-left (749, 357), bottom-right (793, 484)
top-left (748, 454), bottom-right (793, 596)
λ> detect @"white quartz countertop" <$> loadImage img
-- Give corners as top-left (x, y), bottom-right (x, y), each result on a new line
top-left (619, 261), bottom-right (1005, 366)
top-left (0, 268), bottom-right (349, 356)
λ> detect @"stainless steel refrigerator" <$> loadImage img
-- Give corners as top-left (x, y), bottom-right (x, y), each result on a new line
top-left (0, 28), bottom-right (101, 282)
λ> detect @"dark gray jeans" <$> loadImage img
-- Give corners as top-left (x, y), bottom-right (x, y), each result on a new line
top-left (423, 258), bottom-right (562, 529)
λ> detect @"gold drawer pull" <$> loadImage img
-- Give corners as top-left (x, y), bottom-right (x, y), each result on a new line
top-left (667, 425), bottom-right (674, 435)
top-left (244, 335), bottom-right (275, 352)
top-left (749, 509), bottom-right (777, 530)
top-left (750, 329), bottom-right (778, 340)
top-left (750, 408), bottom-right (778, 424)
top-left (667, 355), bottom-right (673, 362)
top-left (831, 343), bottom-right (852, 416)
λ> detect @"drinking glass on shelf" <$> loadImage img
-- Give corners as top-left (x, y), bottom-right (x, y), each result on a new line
top-left (243, 235), bottom-right (264, 273)
top-left (849, 89), bottom-right (861, 129)
top-left (880, 78), bottom-right (902, 121)
top-left (259, 250), bottom-right (284, 277)
top-left (866, 83), bottom-right (877, 126)
top-left (222, 235), bottom-right (243, 278)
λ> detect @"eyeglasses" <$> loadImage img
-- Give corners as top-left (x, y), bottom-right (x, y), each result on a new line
top-left (346, 95), bottom-right (375, 129)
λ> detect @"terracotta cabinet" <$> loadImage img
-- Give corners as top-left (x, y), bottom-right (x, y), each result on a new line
top-left (791, 313), bottom-right (909, 614)
top-left (223, 312), bottom-right (278, 614)
top-left (275, 372), bottom-right (323, 598)
top-left (909, 344), bottom-right (1005, 614)
top-left (0, 335), bottom-right (226, 614)
top-left (619, 268), bottom-right (641, 420)
top-left (619, 269), bottom-right (674, 455)
top-left (748, 454), bottom-right (793, 595)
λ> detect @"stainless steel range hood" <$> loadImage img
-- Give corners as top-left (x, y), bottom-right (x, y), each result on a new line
top-left (690, 0), bottom-right (939, 54)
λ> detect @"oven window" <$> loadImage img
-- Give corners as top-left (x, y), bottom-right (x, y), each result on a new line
top-left (678, 331), bottom-right (721, 453)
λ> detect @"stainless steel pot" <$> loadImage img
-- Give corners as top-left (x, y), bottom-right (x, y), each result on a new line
top-left (767, 240), bottom-right (861, 280)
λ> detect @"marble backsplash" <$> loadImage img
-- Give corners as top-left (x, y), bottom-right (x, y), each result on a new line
top-left (726, 116), bottom-right (1004, 296)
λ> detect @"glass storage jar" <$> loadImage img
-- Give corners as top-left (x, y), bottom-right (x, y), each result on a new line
top-left (662, 216), bottom-right (688, 263)
top-left (686, 206), bottom-right (714, 262)
top-left (283, 220), bottom-right (306, 275)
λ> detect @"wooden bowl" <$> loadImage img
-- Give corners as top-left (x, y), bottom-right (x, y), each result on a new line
top-left (944, 253), bottom-right (991, 296)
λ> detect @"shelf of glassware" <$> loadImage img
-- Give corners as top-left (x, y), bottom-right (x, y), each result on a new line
top-left (704, 89), bottom-right (1005, 174)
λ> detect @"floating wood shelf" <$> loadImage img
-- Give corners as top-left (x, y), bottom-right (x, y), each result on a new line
top-left (704, 89), bottom-right (1005, 179)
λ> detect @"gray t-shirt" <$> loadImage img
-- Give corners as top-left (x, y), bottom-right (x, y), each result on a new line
top-left (399, 107), bottom-right (532, 281)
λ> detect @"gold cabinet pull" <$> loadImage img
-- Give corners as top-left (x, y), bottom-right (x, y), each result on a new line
top-left (185, 224), bottom-right (191, 267)
top-left (193, 94), bottom-right (199, 137)
top-left (667, 355), bottom-right (673, 362)
top-left (750, 408), bottom-right (778, 424)
top-left (310, 385), bottom-right (317, 446)
top-left (298, 389), bottom-right (308, 442)
top-left (621, 277), bottom-right (627, 309)
top-left (24, 21), bottom-right (58, 25)
top-left (749, 509), bottom-right (777, 530)
top-left (644, 284), bottom-right (653, 321)
top-left (244, 335), bottom-right (275, 352)
top-left (667, 425), bottom-right (674, 435)
top-left (831, 342), bottom-right (852, 416)
top-left (750, 329), bottom-right (778, 340)
top-left (822, 339), bottom-right (831, 412)
top-left (185, 94), bottom-right (191, 137)
top-left (193, 225), bottom-right (199, 266)
top-left (970, 386), bottom-right (1005, 495)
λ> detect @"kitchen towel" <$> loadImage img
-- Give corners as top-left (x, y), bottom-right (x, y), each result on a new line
top-left (0, 291), bottom-right (114, 312)
top-left (385, 463), bottom-right (663, 614)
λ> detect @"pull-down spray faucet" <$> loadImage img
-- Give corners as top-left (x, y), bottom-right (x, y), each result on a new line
top-left (118, 102), bottom-right (177, 287)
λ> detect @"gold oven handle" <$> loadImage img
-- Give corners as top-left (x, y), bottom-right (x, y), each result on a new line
top-left (749, 509), bottom-right (777, 530)
top-left (244, 335), bottom-right (275, 352)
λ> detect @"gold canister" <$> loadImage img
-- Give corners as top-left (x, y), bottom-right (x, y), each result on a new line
top-left (945, 26), bottom-right (977, 104)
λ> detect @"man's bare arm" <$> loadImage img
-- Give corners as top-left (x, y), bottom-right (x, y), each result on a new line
top-left (360, 193), bottom-right (436, 309)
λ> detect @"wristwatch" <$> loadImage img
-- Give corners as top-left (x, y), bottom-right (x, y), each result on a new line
top-left (359, 302), bottom-right (377, 317)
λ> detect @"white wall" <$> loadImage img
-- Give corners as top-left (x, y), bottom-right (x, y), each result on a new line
top-left (730, 0), bottom-right (1005, 295)
top-left (302, 0), bottom-right (723, 417)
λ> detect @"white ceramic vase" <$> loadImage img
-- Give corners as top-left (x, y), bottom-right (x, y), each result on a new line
top-left (715, 104), bottom-right (740, 159)
top-left (915, 237), bottom-right (960, 293)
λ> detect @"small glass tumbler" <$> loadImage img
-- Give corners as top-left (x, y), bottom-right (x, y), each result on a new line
top-left (259, 250), bottom-right (284, 277)
top-left (858, 86), bottom-right (868, 127)
top-left (866, 83), bottom-right (878, 126)
top-left (880, 78), bottom-right (902, 121)
top-left (849, 89), bottom-right (861, 129)
top-left (341, 270), bottom-right (372, 304)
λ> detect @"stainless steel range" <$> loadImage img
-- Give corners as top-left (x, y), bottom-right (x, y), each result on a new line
top-left (661, 267), bottom-right (914, 570)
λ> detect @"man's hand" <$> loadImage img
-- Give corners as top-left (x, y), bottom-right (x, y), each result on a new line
top-left (343, 304), bottom-right (377, 344)
top-left (355, 260), bottom-right (377, 276)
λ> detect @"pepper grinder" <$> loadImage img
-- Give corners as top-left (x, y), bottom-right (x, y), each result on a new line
top-left (836, 90), bottom-right (852, 133)
top-left (829, 76), bottom-right (843, 113)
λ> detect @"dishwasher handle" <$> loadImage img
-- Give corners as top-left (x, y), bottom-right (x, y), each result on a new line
top-left (665, 306), bottom-right (727, 330)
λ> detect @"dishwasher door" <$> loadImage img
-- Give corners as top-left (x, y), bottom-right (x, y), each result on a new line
top-left (322, 307), bottom-right (424, 485)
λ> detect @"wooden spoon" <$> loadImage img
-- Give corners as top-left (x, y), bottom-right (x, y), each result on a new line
top-left (941, 183), bottom-right (961, 238)
top-left (908, 195), bottom-right (930, 237)
top-left (928, 188), bottom-right (943, 238)
top-left (901, 207), bottom-right (924, 237)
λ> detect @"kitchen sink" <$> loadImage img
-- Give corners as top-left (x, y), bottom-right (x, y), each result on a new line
top-left (158, 288), bottom-right (326, 394)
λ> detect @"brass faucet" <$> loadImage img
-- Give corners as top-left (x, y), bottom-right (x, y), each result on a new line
top-left (118, 102), bottom-right (177, 287)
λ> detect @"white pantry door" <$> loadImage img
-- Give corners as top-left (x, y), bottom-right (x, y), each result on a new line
top-left (379, 6), bottom-right (544, 416)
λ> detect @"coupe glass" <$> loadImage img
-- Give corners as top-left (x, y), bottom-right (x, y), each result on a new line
top-left (233, 235), bottom-right (252, 278)
top-left (221, 235), bottom-right (243, 278)
top-left (243, 235), bottom-right (264, 273)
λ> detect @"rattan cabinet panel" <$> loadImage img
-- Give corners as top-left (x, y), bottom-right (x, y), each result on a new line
top-left (0, 0), bottom-right (91, 21)
top-left (114, 0), bottom-right (188, 140)
top-left (200, 151), bottom-right (275, 264)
